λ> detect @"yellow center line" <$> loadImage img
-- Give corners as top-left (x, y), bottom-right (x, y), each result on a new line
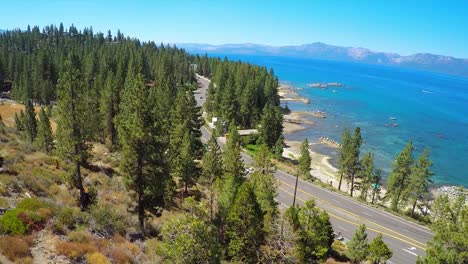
top-left (277, 185), bottom-right (427, 251)
top-left (277, 178), bottom-right (427, 248)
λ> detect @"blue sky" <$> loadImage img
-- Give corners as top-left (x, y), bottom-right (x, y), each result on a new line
top-left (1, 0), bottom-right (467, 57)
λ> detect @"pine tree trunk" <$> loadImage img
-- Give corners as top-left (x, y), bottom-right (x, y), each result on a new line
top-left (350, 172), bottom-right (355, 197)
top-left (411, 199), bottom-right (418, 217)
top-left (137, 157), bottom-right (145, 235)
top-left (372, 189), bottom-right (376, 204)
top-left (210, 182), bottom-right (214, 221)
top-left (338, 172), bottom-right (343, 191)
top-left (75, 160), bottom-right (86, 211)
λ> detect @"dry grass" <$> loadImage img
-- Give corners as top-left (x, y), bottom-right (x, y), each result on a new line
top-left (55, 240), bottom-right (103, 260)
top-left (0, 101), bottom-right (57, 131)
top-left (0, 235), bottom-right (34, 261)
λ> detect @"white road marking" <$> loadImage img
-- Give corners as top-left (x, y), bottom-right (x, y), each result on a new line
top-left (336, 225), bottom-right (347, 231)
top-left (331, 198), bottom-right (340, 203)
top-left (403, 249), bottom-right (418, 257)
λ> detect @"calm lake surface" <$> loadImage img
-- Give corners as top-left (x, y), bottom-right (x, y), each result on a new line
top-left (206, 53), bottom-right (468, 187)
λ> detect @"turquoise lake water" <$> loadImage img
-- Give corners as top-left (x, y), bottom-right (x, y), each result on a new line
top-left (209, 54), bottom-right (468, 187)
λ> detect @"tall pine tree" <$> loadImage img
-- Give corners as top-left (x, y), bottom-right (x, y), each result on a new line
top-left (116, 72), bottom-right (169, 233)
top-left (36, 107), bottom-right (53, 152)
top-left (387, 141), bottom-right (413, 210)
top-left (56, 55), bottom-right (91, 210)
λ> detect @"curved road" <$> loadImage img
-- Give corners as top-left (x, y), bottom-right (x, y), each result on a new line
top-left (195, 74), bottom-right (433, 264)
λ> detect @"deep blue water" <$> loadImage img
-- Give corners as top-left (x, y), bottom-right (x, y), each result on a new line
top-left (207, 54), bottom-right (468, 187)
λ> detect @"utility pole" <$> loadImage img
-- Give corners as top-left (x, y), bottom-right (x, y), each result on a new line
top-left (292, 171), bottom-right (299, 207)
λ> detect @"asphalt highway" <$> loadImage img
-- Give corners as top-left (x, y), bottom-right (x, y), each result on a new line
top-left (195, 74), bottom-right (433, 263)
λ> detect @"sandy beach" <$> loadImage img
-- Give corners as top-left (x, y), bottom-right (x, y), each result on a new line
top-left (279, 84), bottom-right (310, 104)
top-left (282, 111), bottom-right (315, 133)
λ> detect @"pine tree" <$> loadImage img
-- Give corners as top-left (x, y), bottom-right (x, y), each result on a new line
top-left (418, 191), bottom-right (467, 264)
top-left (338, 128), bottom-right (352, 191)
top-left (298, 138), bottom-right (312, 180)
top-left (224, 122), bottom-right (244, 180)
top-left (349, 127), bottom-right (362, 197)
top-left (36, 107), bottom-right (53, 152)
top-left (250, 144), bottom-right (278, 230)
top-left (368, 234), bottom-right (393, 264)
top-left (347, 224), bottom-right (369, 263)
top-left (407, 148), bottom-right (433, 217)
top-left (273, 134), bottom-right (284, 160)
top-left (24, 99), bottom-right (37, 143)
top-left (286, 200), bottom-right (334, 262)
top-left (56, 55), bottom-right (91, 210)
top-left (100, 70), bottom-right (119, 149)
top-left (226, 182), bottom-right (264, 262)
top-left (200, 133), bottom-right (223, 221)
top-left (259, 103), bottom-right (283, 150)
top-left (179, 130), bottom-right (198, 194)
top-left (371, 169), bottom-right (383, 204)
top-left (218, 123), bottom-right (245, 225)
top-left (116, 72), bottom-right (169, 233)
top-left (387, 141), bottom-right (414, 210)
top-left (159, 215), bottom-right (220, 263)
top-left (359, 152), bottom-right (375, 202)
top-left (169, 87), bottom-right (203, 194)
top-left (14, 111), bottom-right (24, 131)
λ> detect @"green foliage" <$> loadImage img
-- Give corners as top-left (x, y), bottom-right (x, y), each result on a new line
top-left (54, 207), bottom-right (89, 232)
top-left (418, 191), bottom-right (468, 264)
top-left (273, 134), bottom-right (284, 159)
top-left (89, 205), bottom-right (126, 236)
top-left (347, 224), bottom-right (369, 263)
top-left (116, 71), bottom-right (169, 232)
top-left (0, 209), bottom-right (27, 235)
top-left (56, 55), bottom-right (92, 210)
top-left (200, 133), bottom-right (223, 220)
top-left (250, 145), bottom-right (278, 219)
top-left (406, 148), bottom-right (433, 216)
top-left (16, 197), bottom-right (49, 211)
top-left (338, 128), bottom-right (352, 191)
top-left (158, 215), bottom-right (220, 263)
top-left (201, 55), bottom-right (280, 130)
top-left (226, 182), bottom-right (264, 262)
top-left (337, 127), bottom-right (362, 196)
top-left (259, 103), bottom-right (283, 151)
top-left (24, 99), bottom-right (37, 143)
top-left (286, 200), bottom-right (334, 262)
top-left (387, 141), bottom-right (413, 210)
top-left (298, 138), bottom-right (312, 180)
top-left (224, 122), bottom-right (244, 179)
top-left (36, 107), bottom-right (54, 152)
top-left (368, 234), bottom-right (393, 264)
top-left (169, 86), bottom-right (203, 193)
top-left (14, 111), bottom-right (24, 131)
top-left (359, 152), bottom-right (375, 202)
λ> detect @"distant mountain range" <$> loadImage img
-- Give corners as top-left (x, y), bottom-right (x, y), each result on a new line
top-left (178, 42), bottom-right (468, 77)
top-left (0, 29), bottom-right (5, 34)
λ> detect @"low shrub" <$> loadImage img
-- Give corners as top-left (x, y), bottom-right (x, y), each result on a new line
top-left (54, 207), bottom-right (89, 233)
top-left (16, 197), bottom-right (49, 211)
top-left (0, 236), bottom-right (31, 261)
top-left (87, 252), bottom-right (111, 264)
top-left (55, 241), bottom-right (98, 260)
top-left (0, 209), bottom-right (27, 235)
top-left (89, 205), bottom-right (126, 236)
top-left (0, 197), bottom-right (9, 208)
top-left (109, 247), bottom-right (132, 264)
top-left (48, 184), bottom-right (61, 196)
top-left (68, 229), bottom-right (93, 243)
